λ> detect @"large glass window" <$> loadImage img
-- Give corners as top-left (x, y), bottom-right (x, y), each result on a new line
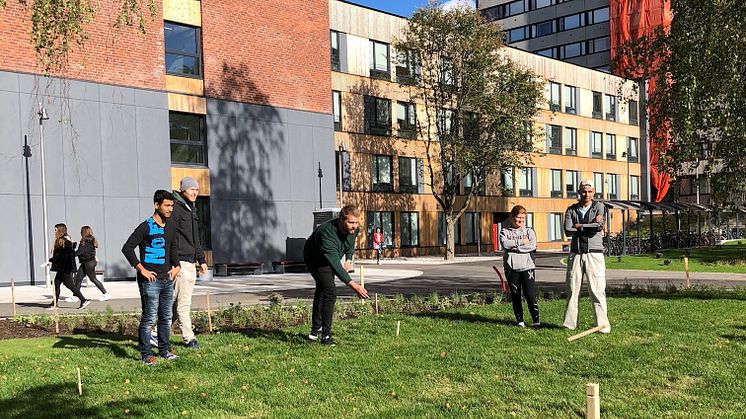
top-left (508, 0), bottom-right (525, 16)
top-left (565, 127), bottom-right (577, 155)
top-left (372, 155), bottom-right (393, 192)
top-left (605, 133), bottom-right (616, 160)
top-left (397, 101), bottom-right (416, 138)
top-left (549, 82), bottom-right (561, 111)
top-left (546, 124), bottom-right (562, 154)
top-left (195, 196), bottom-right (211, 250)
top-left (502, 169), bottom-right (515, 196)
top-left (564, 85), bottom-right (577, 114)
top-left (605, 94), bottom-right (617, 121)
top-left (519, 167), bottom-right (534, 197)
top-left (548, 213), bottom-right (563, 241)
top-left (560, 42), bottom-right (585, 59)
top-left (630, 175), bottom-right (640, 200)
top-left (551, 169), bottom-right (563, 198)
top-left (590, 131), bottom-right (603, 158)
top-left (525, 213), bottom-right (534, 229)
top-left (400, 212), bottom-right (419, 247)
top-left (332, 91), bottom-right (342, 131)
top-left (591, 36), bottom-right (611, 54)
top-left (396, 49), bottom-right (417, 85)
top-left (164, 22), bottom-right (202, 77)
top-left (437, 108), bottom-right (453, 140)
top-left (592, 91), bottom-right (603, 119)
top-left (593, 172), bottom-right (604, 199)
top-left (559, 13), bottom-right (582, 31)
top-left (170, 112), bottom-right (206, 165)
top-left (398, 157), bottom-right (419, 194)
top-left (590, 7), bottom-right (610, 24)
top-left (629, 100), bottom-right (639, 125)
top-left (537, 48), bottom-right (557, 58)
top-left (330, 30), bottom-right (341, 72)
top-left (628, 137), bottom-right (639, 162)
top-left (566, 170), bottom-right (579, 197)
top-left (508, 26), bottom-right (530, 43)
top-left (367, 211), bottom-right (394, 247)
top-left (534, 20), bottom-right (554, 38)
top-left (464, 212), bottom-right (480, 244)
top-left (369, 40), bottom-right (390, 80)
top-left (606, 174), bottom-right (618, 199)
top-left (364, 96), bottom-right (391, 136)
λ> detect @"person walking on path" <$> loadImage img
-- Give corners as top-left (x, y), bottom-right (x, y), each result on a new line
top-left (122, 190), bottom-right (181, 366)
top-left (48, 223), bottom-right (90, 310)
top-left (73, 226), bottom-right (110, 301)
top-left (303, 205), bottom-right (368, 345)
top-left (500, 205), bottom-right (539, 328)
top-left (563, 180), bottom-right (611, 333)
top-left (372, 227), bottom-right (384, 265)
top-left (170, 176), bottom-right (208, 349)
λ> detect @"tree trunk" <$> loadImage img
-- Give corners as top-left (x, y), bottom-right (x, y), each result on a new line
top-left (445, 216), bottom-right (456, 261)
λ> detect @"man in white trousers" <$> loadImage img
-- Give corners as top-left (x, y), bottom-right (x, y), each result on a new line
top-left (563, 180), bottom-right (610, 333)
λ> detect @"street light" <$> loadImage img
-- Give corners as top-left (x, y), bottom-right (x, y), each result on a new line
top-left (337, 143), bottom-right (346, 208)
top-left (38, 103), bottom-right (51, 289)
top-left (317, 162), bottom-right (323, 209)
top-left (23, 135), bottom-right (36, 285)
top-left (622, 151), bottom-right (630, 256)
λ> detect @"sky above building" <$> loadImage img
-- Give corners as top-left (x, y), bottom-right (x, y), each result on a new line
top-left (347, 0), bottom-right (475, 18)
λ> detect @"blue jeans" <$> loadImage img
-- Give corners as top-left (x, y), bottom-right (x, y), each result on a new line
top-left (138, 276), bottom-right (174, 359)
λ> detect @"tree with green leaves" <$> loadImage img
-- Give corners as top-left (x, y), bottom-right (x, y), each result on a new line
top-left (612, 0), bottom-right (746, 208)
top-left (394, 3), bottom-right (544, 260)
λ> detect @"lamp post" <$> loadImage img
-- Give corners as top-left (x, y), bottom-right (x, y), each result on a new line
top-left (337, 143), bottom-right (346, 208)
top-left (317, 162), bottom-right (323, 209)
top-left (38, 103), bottom-right (51, 289)
top-left (622, 151), bottom-right (630, 256)
top-left (23, 135), bottom-right (35, 285)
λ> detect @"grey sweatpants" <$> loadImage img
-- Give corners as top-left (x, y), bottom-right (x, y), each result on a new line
top-left (562, 252), bottom-right (610, 333)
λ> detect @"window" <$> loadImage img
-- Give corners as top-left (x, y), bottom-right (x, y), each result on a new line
top-left (335, 150), bottom-right (351, 191)
top-left (606, 174), bottom-right (618, 199)
top-left (437, 212), bottom-right (447, 245)
top-left (396, 49), bottom-right (416, 85)
top-left (548, 213), bottom-right (563, 241)
top-left (398, 157), bottom-right (419, 194)
top-left (195, 196), bottom-right (211, 249)
top-left (397, 101), bottom-right (416, 138)
top-left (332, 91), bottom-right (342, 131)
top-left (549, 82), bottom-right (561, 111)
top-left (546, 124), bottom-right (562, 154)
top-left (566, 170), bottom-right (579, 196)
top-left (590, 131), bottom-right (603, 158)
top-left (437, 108), bottom-right (453, 140)
top-left (605, 94), bottom-right (617, 121)
top-left (564, 85), bottom-right (577, 114)
top-left (519, 167), bottom-right (534, 197)
top-left (400, 212), bottom-right (419, 247)
top-left (590, 36), bottom-right (611, 54)
top-left (367, 211), bottom-right (394, 247)
top-left (605, 134), bottom-right (616, 160)
top-left (551, 169), bottom-right (563, 198)
top-left (592, 91), bottom-right (602, 118)
top-left (630, 175), bottom-right (640, 200)
top-left (560, 42), bottom-right (585, 59)
top-left (593, 172), bottom-right (604, 199)
top-left (369, 40), bottom-right (390, 80)
top-left (534, 0), bottom-right (552, 9)
top-left (464, 212), bottom-right (480, 244)
top-left (364, 96), bottom-right (391, 136)
top-left (169, 112), bottom-right (206, 165)
top-left (629, 100), bottom-right (639, 125)
top-left (502, 169), bottom-right (515, 196)
top-left (164, 22), bottom-right (202, 77)
top-left (537, 48), bottom-right (557, 58)
top-left (508, 26), bottom-right (530, 43)
top-left (440, 57), bottom-right (454, 87)
top-left (330, 31), bottom-right (341, 72)
top-left (559, 13), bottom-right (583, 31)
top-left (482, 5), bottom-right (506, 20)
top-left (508, 0), bottom-right (525, 16)
top-left (565, 127), bottom-right (577, 155)
top-left (628, 137), bottom-right (639, 162)
top-left (525, 213), bottom-right (534, 229)
top-left (533, 20), bottom-right (554, 38)
top-left (372, 155), bottom-right (393, 192)
top-left (589, 7), bottom-right (610, 24)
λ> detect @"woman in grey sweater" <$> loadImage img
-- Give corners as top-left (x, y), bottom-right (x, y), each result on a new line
top-left (499, 205), bottom-right (539, 327)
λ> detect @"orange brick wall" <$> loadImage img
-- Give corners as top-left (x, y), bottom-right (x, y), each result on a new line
top-left (0, 0), bottom-right (165, 90)
top-left (201, 0), bottom-right (332, 114)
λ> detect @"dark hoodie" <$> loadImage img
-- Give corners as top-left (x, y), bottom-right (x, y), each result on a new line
top-left (171, 190), bottom-right (206, 265)
top-left (50, 238), bottom-right (77, 273)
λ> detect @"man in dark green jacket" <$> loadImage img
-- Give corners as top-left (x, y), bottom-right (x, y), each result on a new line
top-left (304, 205), bottom-right (368, 345)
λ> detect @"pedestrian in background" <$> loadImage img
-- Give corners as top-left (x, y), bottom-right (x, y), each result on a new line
top-left (73, 226), bottom-right (110, 301)
top-left (372, 226), bottom-right (384, 265)
top-left (49, 223), bottom-right (90, 309)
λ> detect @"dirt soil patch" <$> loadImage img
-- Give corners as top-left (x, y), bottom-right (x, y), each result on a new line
top-left (0, 319), bottom-right (53, 340)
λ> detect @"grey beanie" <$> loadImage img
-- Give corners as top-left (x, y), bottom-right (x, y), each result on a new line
top-left (180, 176), bottom-right (199, 191)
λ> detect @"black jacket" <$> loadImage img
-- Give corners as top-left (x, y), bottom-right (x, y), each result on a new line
top-left (172, 190), bottom-right (206, 265)
top-left (50, 239), bottom-right (77, 274)
top-left (75, 240), bottom-right (96, 264)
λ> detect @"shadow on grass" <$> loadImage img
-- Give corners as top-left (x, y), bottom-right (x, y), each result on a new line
top-left (0, 382), bottom-right (156, 418)
top-left (413, 311), bottom-right (564, 330)
top-left (52, 331), bottom-right (137, 359)
top-left (228, 328), bottom-right (309, 344)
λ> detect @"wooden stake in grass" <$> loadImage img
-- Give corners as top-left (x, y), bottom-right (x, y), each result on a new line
top-left (360, 265), bottom-right (364, 288)
top-left (586, 383), bottom-right (600, 419)
top-left (206, 292), bottom-right (213, 333)
top-left (10, 277), bottom-right (16, 317)
top-left (567, 325), bottom-right (605, 342)
top-left (396, 320), bottom-right (401, 337)
top-left (77, 367), bottom-right (82, 396)
top-left (375, 293), bottom-right (379, 315)
top-left (684, 256), bottom-right (691, 288)
top-left (53, 292), bottom-right (59, 334)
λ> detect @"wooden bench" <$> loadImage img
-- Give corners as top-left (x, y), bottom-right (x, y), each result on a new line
top-left (214, 262), bottom-right (264, 276)
top-left (272, 260), bottom-right (306, 274)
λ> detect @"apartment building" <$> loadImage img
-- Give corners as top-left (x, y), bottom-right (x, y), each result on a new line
top-left (330, 0), bottom-right (643, 256)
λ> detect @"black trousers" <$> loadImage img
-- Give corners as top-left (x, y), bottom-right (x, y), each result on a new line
top-left (74, 260), bottom-right (107, 294)
top-left (506, 268), bottom-right (539, 323)
top-left (54, 271), bottom-right (86, 304)
top-left (310, 266), bottom-right (336, 336)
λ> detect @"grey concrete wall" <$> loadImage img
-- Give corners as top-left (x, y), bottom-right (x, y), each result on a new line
top-left (0, 70), bottom-right (170, 285)
top-left (206, 99), bottom-right (336, 265)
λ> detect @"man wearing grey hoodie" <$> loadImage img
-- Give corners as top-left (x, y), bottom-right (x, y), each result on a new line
top-left (563, 180), bottom-right (610, 333)
top-left (500, 205), bottom-right (539, 328)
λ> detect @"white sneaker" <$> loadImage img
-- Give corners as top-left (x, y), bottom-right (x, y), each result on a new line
top-left (64, 296), bottom-right (79, 302)
top-left (98, 293), bottom-right (111, 301)
top-left (517, 322), bottom-right (526, 328)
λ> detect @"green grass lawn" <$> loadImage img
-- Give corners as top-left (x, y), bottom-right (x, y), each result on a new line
top-left (606, 245), bottom-right (746, 273)
top-left (1, 295), bottom-right (746, 418)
